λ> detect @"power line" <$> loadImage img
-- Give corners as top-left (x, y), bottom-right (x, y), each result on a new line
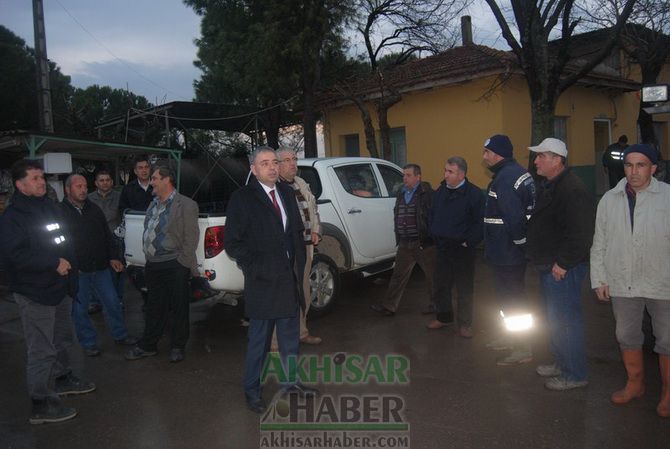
top-left (53, 0), bottom-right (192, 101)
top-left (128, 96), bottom-right (299, 122)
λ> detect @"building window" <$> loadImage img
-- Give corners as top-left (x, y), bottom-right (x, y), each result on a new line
top-left (343, 134), bottom-right (360, 157)
top-left (380, 127), bottom-right (407, 166)
top-left (554, 117), bottom-right (568, 142)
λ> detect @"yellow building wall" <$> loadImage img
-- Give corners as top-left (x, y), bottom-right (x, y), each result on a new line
top-left (323, 77), bottom-right (507, 188)
top-left (323, 73), bottom-right (655, 189)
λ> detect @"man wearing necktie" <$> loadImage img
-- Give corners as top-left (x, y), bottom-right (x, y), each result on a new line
top-left (224, 146), bottom-right (315, 413)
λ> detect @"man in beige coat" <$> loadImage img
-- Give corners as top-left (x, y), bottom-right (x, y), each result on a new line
top-left (591, 143), bottom-right (670, 418)
top-left (274, 148), bottom-right (322, 347)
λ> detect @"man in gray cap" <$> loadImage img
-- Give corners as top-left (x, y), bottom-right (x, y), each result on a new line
top-left (591, 143), bottom-right (670, 417)
top-left (526, 137), bottom-right (595, 391)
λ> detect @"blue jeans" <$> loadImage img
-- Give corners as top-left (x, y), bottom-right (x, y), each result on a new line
top-left (89, 268), bottom-right (124, 306)
top-left (73, 269), bottom-right (128, 349)
top-left (539, 262), bottom-right (588, 381)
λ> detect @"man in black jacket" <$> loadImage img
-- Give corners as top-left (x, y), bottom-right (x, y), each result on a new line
top-left (427, 156), bottom-right (484, 337)
top-left (370, 163), bottom-right (435, 316)
top-left (224, 147), bottom-right (314, 414)
top-left (602, 135), bottom-right (628, 188)
top-left (60, 174), bottom-right (136, 357)
top-left (118, 156), bottom-right (153, 213)
top-left (0, 160), bottom-right (95, 425)
top-left (527, 138), bottom-right (595, 391)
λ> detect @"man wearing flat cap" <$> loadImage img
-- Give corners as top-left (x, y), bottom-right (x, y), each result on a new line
top-left (591, 143), bottom-right (670, 418)
top-left (526, 138), bottom-right (595, 391)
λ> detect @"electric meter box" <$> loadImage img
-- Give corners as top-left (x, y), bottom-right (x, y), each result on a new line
top-left (37, 153), bottom-right (72, 174)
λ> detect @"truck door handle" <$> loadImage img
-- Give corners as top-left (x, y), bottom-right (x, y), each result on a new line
top-left (348, 208), bottom-right (362, 214)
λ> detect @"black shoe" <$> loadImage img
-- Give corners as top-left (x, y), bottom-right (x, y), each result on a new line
top-left (55, 373), bottom-right (96, 396)
top-left (370, 304), bottom-right (395, 316)
top-left (30, 397), bottom-right (77, 424)
top-left (125, 346), bottom-right (157, 360)
top-left (245, 394), bottom-right (267, 414)
top-left (435, 312), bottom-right (454, 325)
top-left (87, 303), bottom-right (102, 314)
top-left (114, 336), bottom-right (139, 346)
top-left (282, 383), bottom-right (320, 398)
top-left (169, 348), bottom-right (185, 363)
top-left (83, 347), bottom-right (101, 357)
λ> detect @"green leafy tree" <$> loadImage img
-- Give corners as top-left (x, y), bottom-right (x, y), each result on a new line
top-left (65, 85), bottom-right (153, 139)
top-left (0, 25), bottom-right (73, 132)
top-left (185, 0), bottom-right (350, 153)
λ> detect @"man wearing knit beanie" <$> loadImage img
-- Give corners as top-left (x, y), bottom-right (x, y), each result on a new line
top-left (591, 143), bottom-right (670, 417)
top-left (482, 134), bottom-right (536, 365)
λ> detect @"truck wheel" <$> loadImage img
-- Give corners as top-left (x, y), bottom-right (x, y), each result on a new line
top-left (307, 253), bottom-right (339, 318)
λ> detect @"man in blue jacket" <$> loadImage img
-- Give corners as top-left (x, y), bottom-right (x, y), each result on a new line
top-left (482, 134), bottom-right (536, 366)
top-left (0, 159), bottom-right (95, 424)
top-left (427, 156), bottom-right (484, 338)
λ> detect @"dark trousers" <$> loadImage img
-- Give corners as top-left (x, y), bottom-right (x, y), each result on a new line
top-left (139, 260), bottom-right (191, 352)
top-left (382, 240), bottom-right (436, 312)
top-left (607, 167), bottom-right (625, 189)
top-left (14, 294), bottom-right (73, 401)
top-left (244, 311), bottom-right (300, 399)
top-left (492, 263), bottom-right (527, 315)
top-left (434, 244), bottom-right (475, 326)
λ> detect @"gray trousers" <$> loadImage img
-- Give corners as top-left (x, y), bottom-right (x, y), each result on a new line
top-left (612, 296), bottom-right (670, 355)
top-left (14, 293), bottom-right (74, 400)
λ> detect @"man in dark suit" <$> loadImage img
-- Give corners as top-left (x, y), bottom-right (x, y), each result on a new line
top-left (224, 146), bottom-right (314, 413)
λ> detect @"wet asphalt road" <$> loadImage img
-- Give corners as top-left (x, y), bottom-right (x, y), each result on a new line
top-left (1, 251), bottom-right (669, 449)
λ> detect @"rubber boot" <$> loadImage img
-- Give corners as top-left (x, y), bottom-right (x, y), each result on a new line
top-left (658, 355), bottom-right (670, 418)
top-left (611, 349), bottom-right (645, 404)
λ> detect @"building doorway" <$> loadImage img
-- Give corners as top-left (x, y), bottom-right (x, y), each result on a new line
top-left (594, 119), bottom-right (611, 195)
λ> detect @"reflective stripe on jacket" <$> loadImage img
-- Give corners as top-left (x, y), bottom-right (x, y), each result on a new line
top-left (484, 158), bottom-right (536, 266)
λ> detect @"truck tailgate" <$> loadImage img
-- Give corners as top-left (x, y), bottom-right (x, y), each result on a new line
top-left (124, 211), bottom-right (244, 293)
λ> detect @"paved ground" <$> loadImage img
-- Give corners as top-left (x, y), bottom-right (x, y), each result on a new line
top-left (1, 251), bottom-right (669, 449)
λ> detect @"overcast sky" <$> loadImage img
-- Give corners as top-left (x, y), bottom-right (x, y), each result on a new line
top-left (1, 0), bottom-right (202, 104)
top-left (0, 0), bottom-right (505, 106)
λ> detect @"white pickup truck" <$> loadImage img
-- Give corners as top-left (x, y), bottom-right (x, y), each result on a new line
top-left (124, 157), bottom-right (404, 316)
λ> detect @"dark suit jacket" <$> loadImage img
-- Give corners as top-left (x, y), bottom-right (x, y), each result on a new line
top-left (224, 179), bottom-right (306, 319)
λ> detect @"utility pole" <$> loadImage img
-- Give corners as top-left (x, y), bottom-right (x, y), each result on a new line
top-left (33, 0), bottom-right (54, 133)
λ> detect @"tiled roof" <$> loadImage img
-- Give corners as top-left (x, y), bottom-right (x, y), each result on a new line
top-left (319, 45), bottom-right (517, 104)
top-left (318, 43), bottom-right (638, 107)
top-left (374, 44), bottom-right (518, 89)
